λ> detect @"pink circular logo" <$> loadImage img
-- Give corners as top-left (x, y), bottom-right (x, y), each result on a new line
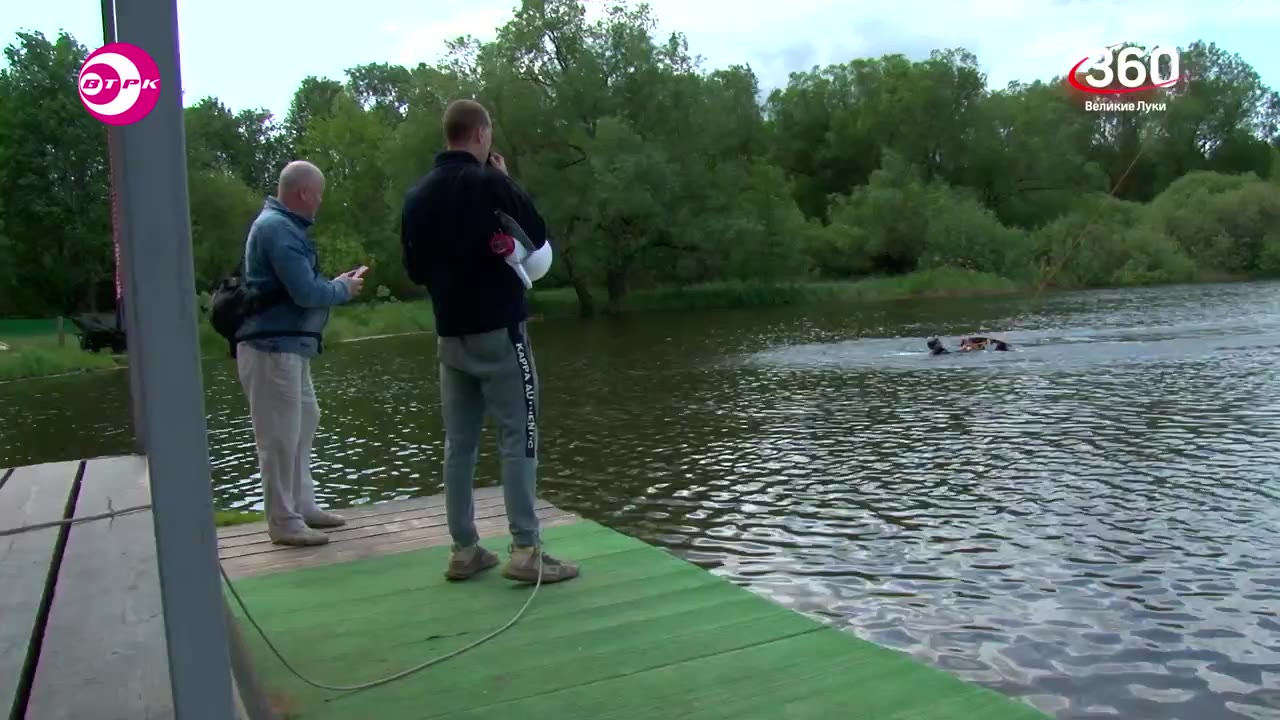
top-left (77, 42), bottom-right (161, 126)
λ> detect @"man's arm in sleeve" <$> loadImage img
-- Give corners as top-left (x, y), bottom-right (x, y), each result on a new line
top-left (264, 224), bottom-right (351, 307)
top-left (401, 197), bottom-right (428, 286)
top-left (487, 171), bottom-right (548, 250)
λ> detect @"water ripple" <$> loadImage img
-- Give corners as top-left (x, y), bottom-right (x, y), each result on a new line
top-left (3, 281), bottom-right (1280, 720)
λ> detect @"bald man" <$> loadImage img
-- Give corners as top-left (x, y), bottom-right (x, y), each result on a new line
top-left (236, 160), bottom-right (366, 546)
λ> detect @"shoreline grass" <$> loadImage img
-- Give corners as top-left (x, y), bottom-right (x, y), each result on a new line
top-left (0, 336), bottom-right (123, 381)
top-left (527, 267), bottom-right (1023, 318)
top-left (0, 267), bottom-right (1256, 382)
top-left (214, 509), bottom-right (266, 527)
top-left (0, 300), bottom-right (440, 383)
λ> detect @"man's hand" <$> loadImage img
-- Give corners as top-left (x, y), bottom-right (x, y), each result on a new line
top-left (337, 269), bottom-right (365, 298)
top-left (488, 151), bottom-right (509, 176)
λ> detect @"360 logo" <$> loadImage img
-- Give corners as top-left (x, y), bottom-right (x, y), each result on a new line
top-left (77, 42), bottom-right (161, 125)
top-left (1068, 44), bottom-right (1181, 94)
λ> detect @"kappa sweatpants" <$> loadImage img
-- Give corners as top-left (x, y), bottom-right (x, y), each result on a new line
top-left (437, 322), bottom-right (541, 548)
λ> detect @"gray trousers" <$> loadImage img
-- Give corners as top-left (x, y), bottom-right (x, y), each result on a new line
top-left (236, 343), bottom-right (324, 533)
top-left (438, 322), bottom-right (541, 548)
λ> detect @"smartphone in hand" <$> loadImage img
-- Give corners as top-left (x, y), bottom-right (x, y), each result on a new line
top-left (487, 151), bottom-right (508, 175)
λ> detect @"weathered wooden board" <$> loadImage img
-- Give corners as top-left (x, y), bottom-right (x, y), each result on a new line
top-left (221, 504), bottom-right (578, 579)
top-left (25, 455), bottom-right (175, 720)
top-left (0, 460), bottom-right (80, 716)
top-left (215, 485), bottom-right (510, 541)
top-left (218, 495), bottom-right (557, 556)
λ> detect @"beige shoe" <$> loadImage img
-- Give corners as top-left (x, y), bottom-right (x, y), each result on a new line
top-left (269, 526), bottom-right (330, 546)
top-left (502, 545), bottom-right (579, 584)
top-left (303, 509), bottom-right (347, 529)
top-left (444, 544), bottom-right (500, 581)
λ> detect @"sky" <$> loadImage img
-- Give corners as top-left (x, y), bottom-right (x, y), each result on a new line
top-left (2, 0), bottom-right (1279, 122)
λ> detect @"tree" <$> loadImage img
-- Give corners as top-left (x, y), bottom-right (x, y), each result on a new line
top-left (3, 8), bottom-right (1280, 320)
top-left (0, 31), bottom-right (111, 316)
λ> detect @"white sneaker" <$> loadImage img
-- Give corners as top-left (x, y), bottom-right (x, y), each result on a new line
top-left (269, 526), bottom-right (330, 546)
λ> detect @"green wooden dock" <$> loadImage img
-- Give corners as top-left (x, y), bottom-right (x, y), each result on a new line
top-left (3, 458), bottom-right (1051, 719)
top-left (219, 495), bottom-right (1052, 720)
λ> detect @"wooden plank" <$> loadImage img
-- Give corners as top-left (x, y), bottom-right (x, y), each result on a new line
top-left (215, 486), bottom-right (510, 541)
top-left (218, 496), bottom-right (560, 558)
top-left (25, 455), bottom-right (174, 720)
top-left (216, 493), bottom-right (553, 549)
top-left (0, 460), bottom-right (81, 717)
top-left (221, 507), bottom-right (579, 580)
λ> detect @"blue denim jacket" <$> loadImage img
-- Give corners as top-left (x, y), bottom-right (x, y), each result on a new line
top-left (236, 197), bottom-right (351, 357)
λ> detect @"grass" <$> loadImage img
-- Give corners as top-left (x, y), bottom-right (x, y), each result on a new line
top-left (215, 509), bottom-right (265, 527)
top-left (0, 333), bottom-right (122, 381)
top-left (194, 301), bottom-right (436, 358)
top-left (529, 267), bottom-right (1022, 317)
top-left (323, 300), bottom-right (435, 343)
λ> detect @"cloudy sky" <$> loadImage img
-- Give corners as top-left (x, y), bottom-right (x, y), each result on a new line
top-left (3, 0), bottom-right (1278, 121)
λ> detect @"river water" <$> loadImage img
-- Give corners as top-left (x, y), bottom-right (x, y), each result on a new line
top-left (3, 281), bottom-right (1279, 720)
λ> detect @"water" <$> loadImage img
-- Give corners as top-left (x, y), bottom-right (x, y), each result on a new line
top-left (3, 281), bottom-right (1280, 720)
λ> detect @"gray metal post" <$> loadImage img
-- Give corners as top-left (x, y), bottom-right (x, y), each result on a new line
top-left (110, 0), bottom-right (236, 716)
top-left (101, 0), bottom-right (146, 453)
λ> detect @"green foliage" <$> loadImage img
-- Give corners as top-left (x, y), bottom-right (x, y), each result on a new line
top-left (0, 334), bottom-right (120, 381)
top-left (324, 300), bottom-right (434, 342)
top-left (0, 31), bottom-right (111, 316)
top-left (214, 510), bottom-right (266, 527)
top-left (820, 151), bottom-right (1032, 281)
top-left (188, 169), bottom-right (261, 290)
top-left (311, 228), bottom-right (368, 280)
top-left (1033, 195), bottom-right (1197, 288)
top-left (2, 8), bottom-right (1280, 323)
top-left (1146, 171), bottom-right (1280, 274)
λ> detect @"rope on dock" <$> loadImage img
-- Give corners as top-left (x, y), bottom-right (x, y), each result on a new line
top-left (0, 500), bottom-right (546, 694)
top-left (221, 552), bottom-right (545, 694)
top-left (0, 501), bottom-right (152, 538)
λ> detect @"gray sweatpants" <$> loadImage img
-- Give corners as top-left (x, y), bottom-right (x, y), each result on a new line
top-left (236, 343), bottom-right (324, 533)
top-left (438, 322), bottom-right (541, 548)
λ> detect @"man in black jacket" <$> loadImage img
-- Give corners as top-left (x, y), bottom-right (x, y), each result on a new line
top-left (401, 98), bottom-right (578, 585)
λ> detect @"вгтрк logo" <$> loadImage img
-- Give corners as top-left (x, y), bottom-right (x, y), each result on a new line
top-left (77, 42), bottom-right (161, 126)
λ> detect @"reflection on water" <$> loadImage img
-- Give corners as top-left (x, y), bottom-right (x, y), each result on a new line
top-left (3, 281), bottom-right (1280, 720)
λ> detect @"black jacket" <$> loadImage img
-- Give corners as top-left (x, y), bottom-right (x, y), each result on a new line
top-left (401, 151), bottom-right (548, 337)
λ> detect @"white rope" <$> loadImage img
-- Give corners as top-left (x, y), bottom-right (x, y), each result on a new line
top-left (220, 550), bottom-right (544, 693)
top-left (0, 505), bottom-right (545, 694)
top-left (0, 502), bottom-right (151, 537)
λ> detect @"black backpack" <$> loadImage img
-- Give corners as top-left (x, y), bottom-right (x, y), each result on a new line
top-left (208, 258), bottom-right (321, 358)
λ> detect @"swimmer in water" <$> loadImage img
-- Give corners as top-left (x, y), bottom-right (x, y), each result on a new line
top-left (928, 336), bottom-right (1011, 354)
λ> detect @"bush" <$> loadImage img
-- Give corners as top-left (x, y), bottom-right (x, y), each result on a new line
top-left (818, 150), bottom-right (1032, 280)
top-left (1033, 194), bottom-right (1195, 288)
top-left (1147, 170), bottom-right (1280, 275)
top-left (917, 184), bottom-right (1034, 282)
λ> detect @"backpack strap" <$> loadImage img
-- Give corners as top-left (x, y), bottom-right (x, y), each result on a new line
top-left (225, 235), bottom-right (326, 357)
top-left (228, 249), bottom-right (308, 346)
top-left (229, 330), bottom-right (325, 358)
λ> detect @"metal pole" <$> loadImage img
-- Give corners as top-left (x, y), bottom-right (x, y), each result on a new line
top-left (110, 0), bottom-right (236, 716)
top-left (100, 0), bottom-right (146, 453)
